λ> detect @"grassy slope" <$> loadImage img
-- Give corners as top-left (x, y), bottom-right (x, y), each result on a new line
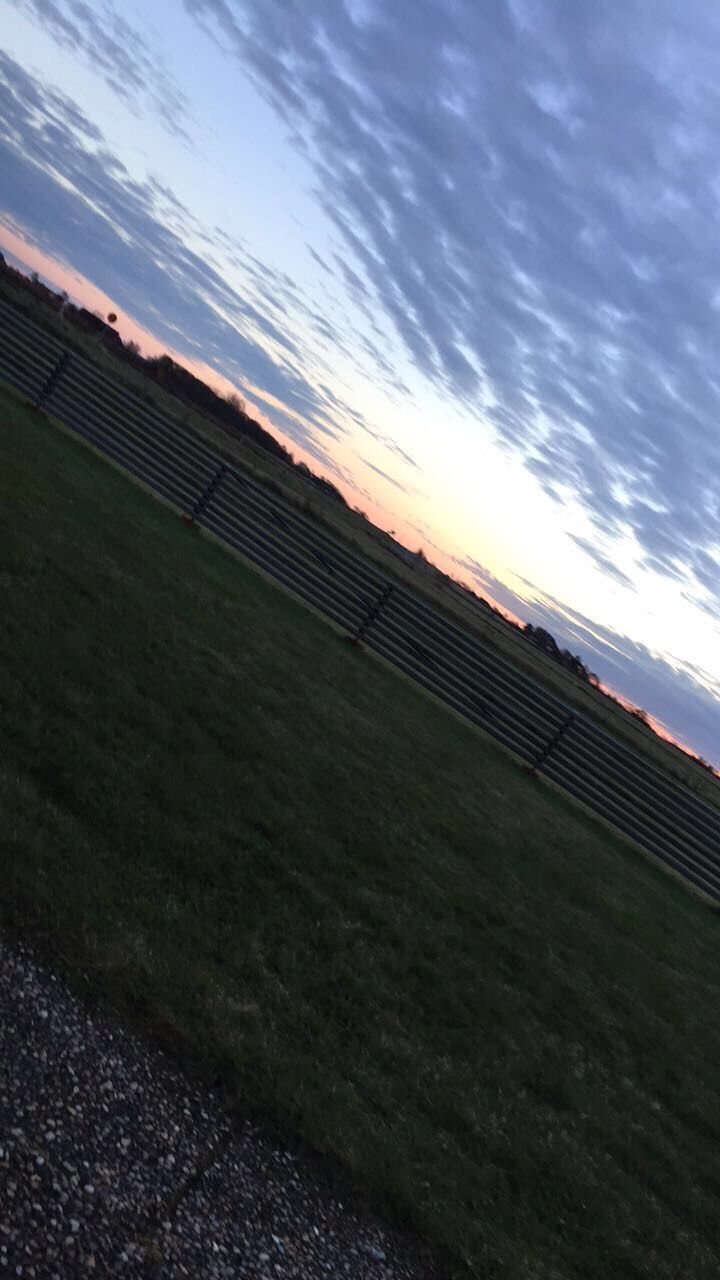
top-left (3, 387), bottom-right (720, 1278)
top-left (1, 273), bottom-right (717, 803)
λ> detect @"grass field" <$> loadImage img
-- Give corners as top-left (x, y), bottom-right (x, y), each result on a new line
top-left (4, 385), bottom-right (720, 1278)
top-left (2, 273), bottom-right (718, 805)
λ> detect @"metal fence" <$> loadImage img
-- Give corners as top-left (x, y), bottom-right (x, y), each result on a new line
top-left (2, 295), bottom-right (720, 901)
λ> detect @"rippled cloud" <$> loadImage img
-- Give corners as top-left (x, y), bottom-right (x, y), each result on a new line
top-left (187, 0), bottom-right (720, 616)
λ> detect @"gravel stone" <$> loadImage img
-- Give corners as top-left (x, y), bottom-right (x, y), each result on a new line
top-left (0, 939), bottom-right (445, 1278)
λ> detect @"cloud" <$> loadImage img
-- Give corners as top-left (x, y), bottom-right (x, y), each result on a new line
top-left (307, 245), bottom-right (333, 275)
top-left (361, 459), bottom-right (417, 496)
top-left (568, 536), bottom-right (636, 590)
top-left (0, 50), bottom-right (388, 485)
top-left (332, 254), bottom-right (371, 302)
top-left (8, 0), bottom-right (193, 141)
top-left (186, 0), bottom-right (720, 616)
top-left (384, 441), bottom-right (419, 470)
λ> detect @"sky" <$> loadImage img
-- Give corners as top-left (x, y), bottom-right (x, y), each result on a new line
top-left (1, 0), bottom-right (720, 765)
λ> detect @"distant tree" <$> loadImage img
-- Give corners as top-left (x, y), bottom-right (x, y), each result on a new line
top-left (524, 623), bottom-right (560, 657)
top-left (629, 706), bottom-right (650, 725)
top-left (226, 391), bottom-right (246, 415)
top-left (692, 756), bottom-right (718, 776)
top-left (125, 339), bottom-right (141, 356)
top-left (141, 352), bottom-right (303, 472)
top-left (523, 624), bottom-right (597, 683)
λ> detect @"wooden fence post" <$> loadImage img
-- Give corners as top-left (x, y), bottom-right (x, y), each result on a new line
top-left (36, 350), bottom-right (71, 410)
top-left (182, 463), bottom-right (227, 530)
top-left (527, 711), bottom-right (575, 775)
top-left (347, 583), bottom-right (395, 647)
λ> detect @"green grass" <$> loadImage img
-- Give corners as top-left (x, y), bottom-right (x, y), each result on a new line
top-left (3, 384), bottom-right (720, 1278)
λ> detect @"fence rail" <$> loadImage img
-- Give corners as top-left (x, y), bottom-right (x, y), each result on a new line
top-left (2, 296), bottom-right (719, 901)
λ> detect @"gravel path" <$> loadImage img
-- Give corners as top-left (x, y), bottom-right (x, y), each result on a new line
top-left (0, 939), bottom-right (444, 1279)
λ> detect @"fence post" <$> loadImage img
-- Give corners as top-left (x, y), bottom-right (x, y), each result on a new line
top-left (182, 462), bottom-right (227, 530)
top-left (36, 350), bottom-right (71, 410)
top-left (347, 582), bottom-right (394, 647)
top-left (527, 710), bottom-right (575, 775)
